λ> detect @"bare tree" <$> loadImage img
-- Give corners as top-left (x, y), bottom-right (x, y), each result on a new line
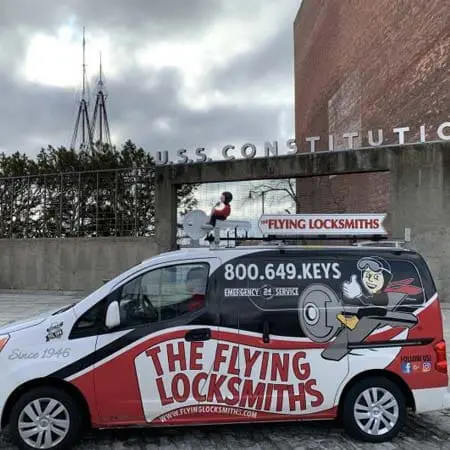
top-left (246, 176), bottom-right (351, 215)
top-left (246, 179), bottom-right (298, 213)
top-left (317, 175), bottom-right (351, 213)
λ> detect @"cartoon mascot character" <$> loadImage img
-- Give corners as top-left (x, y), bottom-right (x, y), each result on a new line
top-left (343, 256), bottom-right (392, 307)
top-left (300, 255), bottom-right (422, 361)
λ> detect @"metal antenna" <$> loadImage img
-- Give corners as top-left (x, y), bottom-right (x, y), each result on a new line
top-left (91, 51), bottom-right (112, 148)
top-left (82, 27), bottom-right (86, 100)
top-left (70, 27), bottom-right (94, 151)
top-left (99, 52), bottom-right (103, 84)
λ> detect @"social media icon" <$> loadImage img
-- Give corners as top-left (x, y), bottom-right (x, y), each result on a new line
top-left (401, 362), bottom-right (412, 374)
top-left (423, 362), bottom-right (431, 372)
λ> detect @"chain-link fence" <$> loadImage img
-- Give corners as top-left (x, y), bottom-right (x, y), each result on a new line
top-left (0, 167), bottom-right (157, 238)
top-left (0, 168), bottom-right (297, 242)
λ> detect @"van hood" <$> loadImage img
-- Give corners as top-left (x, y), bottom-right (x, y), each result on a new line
top-left (0, 306), bottom-right (67, 335)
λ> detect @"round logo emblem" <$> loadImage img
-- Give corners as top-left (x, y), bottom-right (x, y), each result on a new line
top-left (260, 284), bottom-right (274, 301)
top-left (298, 284), bottom-right (342, 342)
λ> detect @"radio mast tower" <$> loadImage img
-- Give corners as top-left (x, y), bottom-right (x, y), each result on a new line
top-left (90, 53), bottom-right (112, 148)
top-left (70, 27), bottom-right (94, 151)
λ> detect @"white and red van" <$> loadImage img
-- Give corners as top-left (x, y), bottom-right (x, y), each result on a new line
top-left (0, 213), bottom-right (449, 450)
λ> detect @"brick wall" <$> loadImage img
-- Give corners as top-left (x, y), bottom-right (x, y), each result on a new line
top-left (296, 172), bottom-right (390, 213)
top-left (294, 0), bottom-right (450, 214)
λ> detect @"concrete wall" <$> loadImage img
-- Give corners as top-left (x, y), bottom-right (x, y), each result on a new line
top-left (0, 237), bottom-right (159, 293)
top-left (389, 146), bottom-right (450, 303)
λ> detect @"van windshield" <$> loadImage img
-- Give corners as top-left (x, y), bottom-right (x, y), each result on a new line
top-left (51, 302), bottom-right (77, 315)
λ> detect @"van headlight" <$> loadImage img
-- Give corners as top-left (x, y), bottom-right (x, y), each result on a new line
top-left (0, 335), bottom-right (10, 352)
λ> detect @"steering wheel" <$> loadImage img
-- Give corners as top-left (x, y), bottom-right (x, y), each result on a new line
top-left (142, 294), bottom-right (158, 320)
top-left (123, 293), bottom-right (158, 323)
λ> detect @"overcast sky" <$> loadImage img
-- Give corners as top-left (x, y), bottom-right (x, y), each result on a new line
top-left (0, 0), bottom-right (301, 162)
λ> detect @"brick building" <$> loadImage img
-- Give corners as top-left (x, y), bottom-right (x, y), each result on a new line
top-left (294, 0), bottom-right (450, 213)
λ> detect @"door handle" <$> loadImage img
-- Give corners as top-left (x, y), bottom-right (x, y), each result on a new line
top-left (262, 321), bottom-right (270, 343)
top-left (185, 328), bottom-right (211, 342)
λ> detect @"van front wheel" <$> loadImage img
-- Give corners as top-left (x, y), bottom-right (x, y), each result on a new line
top-left (9, 386), bottom-right (84, 450)
top-left (341, 376), bottom-right (406, 442)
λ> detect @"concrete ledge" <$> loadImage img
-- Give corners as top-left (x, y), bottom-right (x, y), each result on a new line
top-left (157, 142), bottom-right (450, 185)
top-left (157, 144), bottom-right (392, 184)
top-left (0, 289), bottom-right (84, 296)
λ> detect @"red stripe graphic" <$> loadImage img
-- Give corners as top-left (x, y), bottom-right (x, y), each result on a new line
top-left (386, 295), bottom-right (448, 390)
top-left (153, 404), bottom-right (337, 425)
top-left (69, 295), bottom-right (439, 427)
top-left (385, 278), bottom-right (423, 295)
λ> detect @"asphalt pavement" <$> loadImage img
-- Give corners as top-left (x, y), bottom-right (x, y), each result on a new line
top-left (0, 291), bottom-right (449, 449)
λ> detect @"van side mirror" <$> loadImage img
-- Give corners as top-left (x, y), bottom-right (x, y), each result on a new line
top-left (105, 301), bottom-right (121, 329)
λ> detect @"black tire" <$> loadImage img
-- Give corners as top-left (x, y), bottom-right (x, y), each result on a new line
top-left (9, 386), bottom-right (85, 450)
top-left (341, 376), bottom-right (406, 443)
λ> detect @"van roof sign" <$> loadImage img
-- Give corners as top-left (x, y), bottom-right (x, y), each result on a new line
top-left (258, 213), bottom-right (387, 237)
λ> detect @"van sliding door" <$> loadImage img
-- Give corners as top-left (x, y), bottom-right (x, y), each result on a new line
top-left (214, 249), bottom-right (350, 420)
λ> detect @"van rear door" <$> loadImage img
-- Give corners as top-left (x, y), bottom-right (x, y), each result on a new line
top-left (339, 252), bottom-right (425, 375)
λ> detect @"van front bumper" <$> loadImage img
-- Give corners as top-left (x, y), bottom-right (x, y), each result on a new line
top-left (412, 386), bottom-right (450, 413)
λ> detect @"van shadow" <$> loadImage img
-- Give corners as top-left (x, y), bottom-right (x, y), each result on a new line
top-left (76, 412), bottom-right (450, 449)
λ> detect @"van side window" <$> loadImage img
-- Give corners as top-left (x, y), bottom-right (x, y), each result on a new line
top-left (380, 259), bottom-right (425, 308)
top-left (70, 299), bottom-right (108, 339)
top-left (222, 253), bottom-right (426, 340)
top-left (118, 263), bottom-right (209, 328)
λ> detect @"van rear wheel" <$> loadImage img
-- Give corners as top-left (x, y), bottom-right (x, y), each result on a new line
top-left (9, 386), bottom-right (84, 450)
top-left (341, 376), bottom-right (406, 442)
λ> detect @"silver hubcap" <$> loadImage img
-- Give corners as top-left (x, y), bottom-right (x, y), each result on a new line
top-left (354, 387), bottom-right (399, 436)
top-left (18, 398), bottom-right (70, 449)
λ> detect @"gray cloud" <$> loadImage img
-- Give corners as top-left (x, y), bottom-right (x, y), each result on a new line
top-left (0, 0), bottom-right (225, 74)
top-left (0, 1), bottom-right (68, 29)
top-left (91, 65), bottom-right (290, 157)
top-left (0, 63), bottom-right (288, 157)
top-left (210, 14), bottom-right (294, 92)
top-left (0, 0), bottom-right (300, 160)
top-left (0, 75), bottom-right (75, 152)
top-left (67, 0), bottom-right (224, 40)
top-left (0, 0), bottom-right (223, 33)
